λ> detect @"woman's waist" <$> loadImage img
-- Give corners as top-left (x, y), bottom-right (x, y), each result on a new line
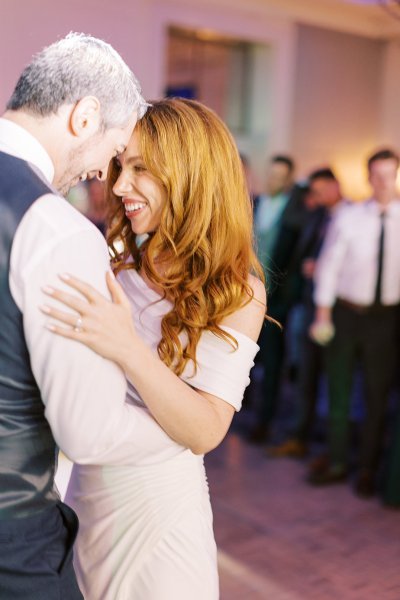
top-left (69, 449), bottom-right (206, 495)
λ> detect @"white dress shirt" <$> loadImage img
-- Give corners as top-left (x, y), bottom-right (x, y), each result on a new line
top-left (314, 198), bottom-right (400, 308)
top-left (1, 117), bottom-right (180, 466)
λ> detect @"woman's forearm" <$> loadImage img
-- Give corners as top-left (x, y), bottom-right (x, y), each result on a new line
top-left (120, 339), bottom-right (234, 454)
top-left (39, 273), bottom-right (236, 453)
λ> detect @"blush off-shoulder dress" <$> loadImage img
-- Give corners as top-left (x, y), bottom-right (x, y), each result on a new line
top-left (65, 268), bottom-right (259, 600)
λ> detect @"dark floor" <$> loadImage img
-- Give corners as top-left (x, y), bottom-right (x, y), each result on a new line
top-left (207, 425), bottom-right (400, 600)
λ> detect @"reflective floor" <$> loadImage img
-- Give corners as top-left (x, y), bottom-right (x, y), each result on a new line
top-left (207, 432), bottom-right (400, 600)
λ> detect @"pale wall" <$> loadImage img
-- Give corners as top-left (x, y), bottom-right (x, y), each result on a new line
top-left (292, 24), bottom-right (385, 198)
top-left (381, 40), bottom-right (400, 151)
top-left (0, 0), bottom-right (298, 178)
top-left (0, 0), bottom-right (154, 108)
top-left (151, 0), bottom-right (298, 178)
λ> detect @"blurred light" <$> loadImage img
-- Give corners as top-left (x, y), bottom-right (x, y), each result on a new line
top-left (169, 25), bottom-right (245, 46)
top-left (333, 154), bottom-right (371, 200)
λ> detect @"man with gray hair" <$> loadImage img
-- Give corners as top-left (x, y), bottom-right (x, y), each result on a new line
top-left (0, 33), bottom-right (160, 598)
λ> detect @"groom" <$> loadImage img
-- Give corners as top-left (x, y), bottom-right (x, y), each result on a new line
top-left (0, 33), bottom-right (148, 598)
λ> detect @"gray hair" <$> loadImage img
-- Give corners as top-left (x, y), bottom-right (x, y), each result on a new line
top-left (7, 32), bottom-right (148, 128)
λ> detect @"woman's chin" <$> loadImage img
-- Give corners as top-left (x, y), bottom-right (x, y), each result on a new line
top-left (130, 225), bottom-right (150, 236)
top-left (129, 221), bottom-right (159, 237)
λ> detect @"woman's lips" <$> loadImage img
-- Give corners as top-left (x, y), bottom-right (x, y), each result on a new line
top-left (124, 200), bottom-right (147, 217)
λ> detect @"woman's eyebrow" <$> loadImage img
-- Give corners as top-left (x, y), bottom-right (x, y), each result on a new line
top-left (125, 156), bottom-right (143, 165)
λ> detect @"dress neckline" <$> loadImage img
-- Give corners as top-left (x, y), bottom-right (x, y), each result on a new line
top-left (130, 268), bottom-right (169, 303)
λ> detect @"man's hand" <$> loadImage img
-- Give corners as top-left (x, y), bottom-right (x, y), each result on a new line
top-left (309, 306), bottom-right (335, 346)
top-left (302, 258), bottom-right (316, 280)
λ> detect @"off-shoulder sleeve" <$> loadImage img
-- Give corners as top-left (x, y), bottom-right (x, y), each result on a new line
top-left (180, 325), bottom-right (259, 412)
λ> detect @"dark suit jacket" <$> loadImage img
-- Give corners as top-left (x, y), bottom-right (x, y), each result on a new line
top-left (266, 184), bottom-right (325, 315)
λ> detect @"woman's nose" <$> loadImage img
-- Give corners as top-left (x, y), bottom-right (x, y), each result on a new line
top-left (113, 173), bottom-right (133, 196)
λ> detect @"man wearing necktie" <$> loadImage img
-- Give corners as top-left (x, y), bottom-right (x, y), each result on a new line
top-left (309, 149), bottom-right (400, 498)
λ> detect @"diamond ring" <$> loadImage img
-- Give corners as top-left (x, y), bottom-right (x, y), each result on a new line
top-left (74, 316), bottom-right (83, 332)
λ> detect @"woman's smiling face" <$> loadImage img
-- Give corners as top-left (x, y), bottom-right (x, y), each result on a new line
top-left (113, 131), bottom-right (167, 236)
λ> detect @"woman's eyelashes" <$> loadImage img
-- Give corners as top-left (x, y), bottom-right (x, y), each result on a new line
top-left (133, 163), bottom-right (146, 173)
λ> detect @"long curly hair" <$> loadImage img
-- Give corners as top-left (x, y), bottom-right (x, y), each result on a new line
top-left (107, 98), bottom-right (264, 375)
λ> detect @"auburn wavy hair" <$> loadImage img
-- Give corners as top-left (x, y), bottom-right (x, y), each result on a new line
top-left (107, 98), bottom-right (265, 375)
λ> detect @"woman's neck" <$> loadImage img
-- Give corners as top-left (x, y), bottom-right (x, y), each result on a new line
top-left (138, 252), bottom-right (170, 297)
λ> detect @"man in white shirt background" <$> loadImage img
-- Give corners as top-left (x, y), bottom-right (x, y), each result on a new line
top-left (309, 149), bottom-right (400, 498)
top-left (0, 33), bottom-right (173, 598)
top-left (253, 155), bottom-right (295, 270)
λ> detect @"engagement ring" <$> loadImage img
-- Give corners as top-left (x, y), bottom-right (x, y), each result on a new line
top-left (74, 317), bottom-right (83, 332)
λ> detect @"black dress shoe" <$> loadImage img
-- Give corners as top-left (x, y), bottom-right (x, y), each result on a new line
top-left (355, 470), bottom-right (375, 499)
top-left (308, 462), bottom-right (347, 486)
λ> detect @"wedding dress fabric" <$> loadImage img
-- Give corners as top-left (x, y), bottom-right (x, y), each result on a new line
top-left (66, 268), bottom-right (259, 599)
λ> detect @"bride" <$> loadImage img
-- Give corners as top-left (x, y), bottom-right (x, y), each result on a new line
top-left (42, 98), bottom-right (266, 599)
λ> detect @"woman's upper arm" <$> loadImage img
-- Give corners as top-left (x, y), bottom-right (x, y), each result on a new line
top-left (221, 275), bottom-right (266, 342)
top-left (178, 276), bottom-right (265, 453)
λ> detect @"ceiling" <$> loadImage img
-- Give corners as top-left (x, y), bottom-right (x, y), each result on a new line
top-left (337, 0), bottom-right (379, 3)
top-left (250, 0), bottom-right (400, 39)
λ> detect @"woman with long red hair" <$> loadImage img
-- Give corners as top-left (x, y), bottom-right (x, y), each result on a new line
top-left (42, 98), bottom-right (266, 599)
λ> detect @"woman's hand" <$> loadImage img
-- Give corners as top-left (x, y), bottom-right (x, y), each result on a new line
top-left (41, 271), bottom-right (139, 367)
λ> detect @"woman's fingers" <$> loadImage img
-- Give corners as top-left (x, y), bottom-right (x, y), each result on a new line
top-left (106, 271), bottom-right (131, 308)
top-left (46, 322), bottom-right (89, 343)
top-left (42, 285), bottom-right (89, 314)
top-left (40, 304), bottom-right (82, 329)
top-left (59, 273), bottom-right (106, 304)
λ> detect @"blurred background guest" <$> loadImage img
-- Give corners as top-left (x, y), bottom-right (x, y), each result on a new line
top-left (247, 155), bottom-right (295, 443)
top-left (309, 149), bottom-right (400, 498)
top-left (253, 155), bottom-right (295, 270)
top-left (249, 157), bottom-right (327, 444)
top-left (269, 168), bottom-right (348, 458)
top-left (383, 404), bottom-right (400, 507)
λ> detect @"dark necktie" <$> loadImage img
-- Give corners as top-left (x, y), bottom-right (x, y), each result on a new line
top-left (374, 211), bottom-right (386, 305)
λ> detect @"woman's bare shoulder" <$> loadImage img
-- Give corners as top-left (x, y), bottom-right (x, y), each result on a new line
top-left (247, 274), bottom-right (267, 305)
top-left (221, 275), bottom-right (266, 342)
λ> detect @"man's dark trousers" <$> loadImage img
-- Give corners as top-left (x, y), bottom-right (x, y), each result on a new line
top-left (256, 303), bottom-right (287, 431)
top-left (325, 301), bottom-right (399, 471)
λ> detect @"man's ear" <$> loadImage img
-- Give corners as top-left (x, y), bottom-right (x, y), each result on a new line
top-left (69, 96), bottom-right (102, 139)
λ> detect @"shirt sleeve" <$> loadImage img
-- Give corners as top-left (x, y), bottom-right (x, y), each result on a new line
top-left (180, 326), bottom-right (259, 411)
top-left (313, 211), bottom-right (350, 308)
top-left (10, 194), bottom-right (183, 465)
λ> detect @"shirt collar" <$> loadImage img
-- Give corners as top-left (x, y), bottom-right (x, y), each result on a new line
top-left (260, 192), bottom-right (289, 203)
top-left (0, 117), bottom-right (55, 183)
top-left (367, 197), bottom-right (400, 216)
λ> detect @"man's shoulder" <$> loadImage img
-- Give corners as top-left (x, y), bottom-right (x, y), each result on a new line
top-left (32, 192), bottom-right (91, 225)
top-left (30, 193), bottom-right (102, 240)
top-left (333, 200), bottom-right (364, 224)
top-left (12, 192), bottom-right (108, 278)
